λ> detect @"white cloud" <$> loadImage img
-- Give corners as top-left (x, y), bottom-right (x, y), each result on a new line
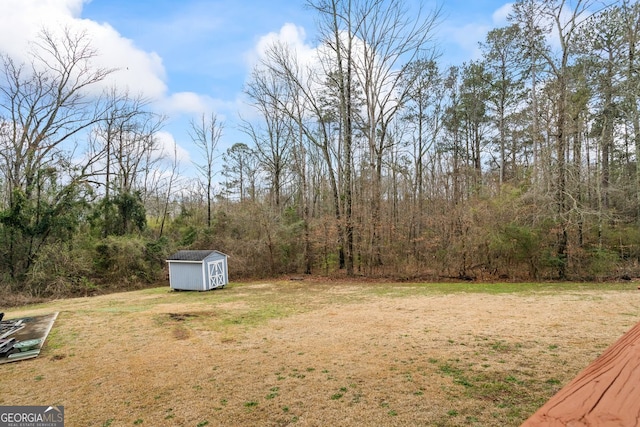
top-left (440, 2), bottom-right (515, 65)
top-left (0, 0), bottom-right (245, 184)
top-left (443, 22), bottom-right (491, 63)
top-left (248, 23), bottom-right (316, 68)
top-left (0, 0), bottom-right (74, 59)
top-left (155, 131), bottom-right (191, 164)
top-left (159, 92), bottom-right (214, 115)
top-left (492, 3), bottom-right (513, 26)
top-left (0, 0), bottom-right (166, 99)
top-left (157, 92), bottom-right (245, 128)
top-left (86, 22), bottom-right (167, 98)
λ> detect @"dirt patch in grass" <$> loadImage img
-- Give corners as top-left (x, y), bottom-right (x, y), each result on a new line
top-left (1, 281), bottom-right (638, 426)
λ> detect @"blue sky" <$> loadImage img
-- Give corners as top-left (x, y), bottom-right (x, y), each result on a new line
top-left (1, 0), bottom-right (513, 176)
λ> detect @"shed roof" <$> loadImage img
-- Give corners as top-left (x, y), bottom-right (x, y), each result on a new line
top-left (167, 250), bottom-right (226, 262)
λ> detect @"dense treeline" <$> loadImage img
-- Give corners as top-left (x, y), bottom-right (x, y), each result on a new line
top-left (1, 0), bottom-right (640, 300)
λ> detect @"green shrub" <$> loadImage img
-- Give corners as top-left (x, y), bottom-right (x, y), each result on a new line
top-left (571, 247), bottom-right (619, 280)
top-left (93, 236), bottom-right (163, 284)
top-left (24, 240), bottom-right (96, 296)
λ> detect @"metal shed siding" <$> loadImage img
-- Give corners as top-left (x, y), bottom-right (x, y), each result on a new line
top-left (168, 261), bottom-right (206, 291)
top-left (166, 250), bottom-right (229, 291)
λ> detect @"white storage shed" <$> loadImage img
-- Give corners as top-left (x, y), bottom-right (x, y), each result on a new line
top-left (166, 250), bottom-right (229, 291)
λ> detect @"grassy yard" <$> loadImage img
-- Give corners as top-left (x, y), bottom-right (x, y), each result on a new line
top-left (1, 279), bottom-right (638, 426)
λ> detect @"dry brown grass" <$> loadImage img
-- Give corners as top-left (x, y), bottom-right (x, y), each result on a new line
top-left (0, 280), bottom-right (638, 426)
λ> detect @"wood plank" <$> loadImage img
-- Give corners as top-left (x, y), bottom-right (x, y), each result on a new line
top-left (521, 320), bottom-right (640, 426)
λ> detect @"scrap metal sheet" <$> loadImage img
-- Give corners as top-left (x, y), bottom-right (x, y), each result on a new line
top-left (0, 312), bottom-right (58, 364)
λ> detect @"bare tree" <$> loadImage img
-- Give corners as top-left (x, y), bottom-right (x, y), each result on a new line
top-left (510, 0), bottom-right (602, 278)
top-left (88, 89), bottom-right (166, 236)
top-left (158, 142), bottom-right (181, 238)
top-left (400, 58), bottom-right (444, 255)
top-left (351, 0), bottom-right (441, 268)
top-left (243, 68), bottom-right (293, 210)
top-left (257, 39), bottom-right (349, 272)
top-left (305, 0), bottom-right (363, 275)
top-left (617, 0), bottom-right (640, 220)
top-left (190, 113), bottom-right (223, 228)
top-left (0, 27), bottom-right (114, 279)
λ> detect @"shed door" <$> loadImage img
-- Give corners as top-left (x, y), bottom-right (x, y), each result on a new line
top-left (207, 260), bottom-right (225, 289)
